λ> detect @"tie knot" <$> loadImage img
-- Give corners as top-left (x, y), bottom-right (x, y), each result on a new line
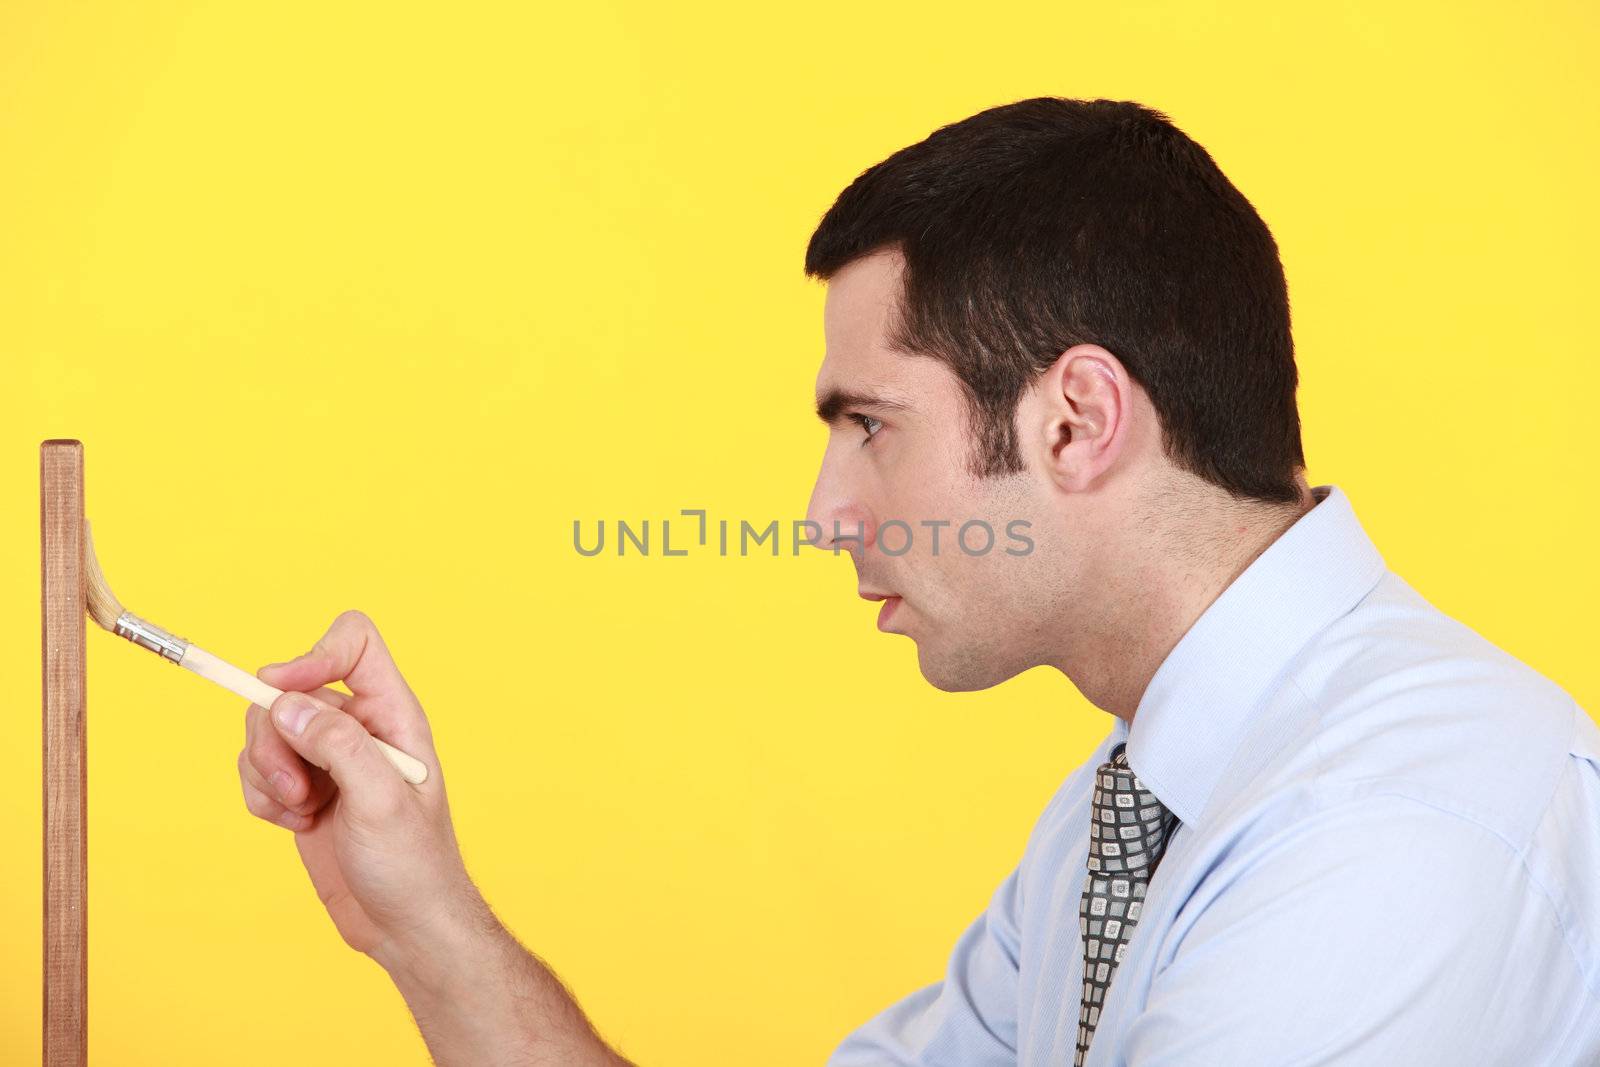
top-left (1087, 742), bottom-right (1179, 876)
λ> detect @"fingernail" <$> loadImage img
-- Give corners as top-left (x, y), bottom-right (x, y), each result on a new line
top-left (270, 770), bottom-right (295, 800)
top-left (274, 695), bottom-right (316, 736)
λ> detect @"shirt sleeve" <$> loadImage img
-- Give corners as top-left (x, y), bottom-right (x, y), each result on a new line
top-left (826, 864), bottom-right (1024, 1067)
top-left (1123, 792), bottom-right (1584, 1065)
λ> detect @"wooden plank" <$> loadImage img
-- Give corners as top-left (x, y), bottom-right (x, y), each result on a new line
top-left (41, 439), bottom-right (86, 1067)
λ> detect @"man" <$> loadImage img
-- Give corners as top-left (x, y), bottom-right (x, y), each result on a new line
top-left (238, 98), bottom-right (1600, 1064)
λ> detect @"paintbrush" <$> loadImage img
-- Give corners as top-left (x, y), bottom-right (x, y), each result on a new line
top-left (82, 521), bottom-right (429, 784)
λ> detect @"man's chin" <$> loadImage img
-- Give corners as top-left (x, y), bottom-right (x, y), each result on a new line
top-left (912, 643), bottom-right (1020, 693)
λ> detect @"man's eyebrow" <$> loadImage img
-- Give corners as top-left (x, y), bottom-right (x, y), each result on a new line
top-left (815, 388), bottom-right (912, 425)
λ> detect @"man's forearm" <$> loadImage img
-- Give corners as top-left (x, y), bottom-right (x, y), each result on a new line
top-left (374, 890), bottom-right (634, 1067)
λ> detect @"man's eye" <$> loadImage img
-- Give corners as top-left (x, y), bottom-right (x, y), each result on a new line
top-left (848, 413), bottom-right (884, 445)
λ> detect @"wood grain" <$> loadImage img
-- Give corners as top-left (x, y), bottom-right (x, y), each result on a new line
top-left (41, 439), bottom-right (86, 1067)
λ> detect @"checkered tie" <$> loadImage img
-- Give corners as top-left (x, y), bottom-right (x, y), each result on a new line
top-left (1075, 741), bottom-right (1181, 1066)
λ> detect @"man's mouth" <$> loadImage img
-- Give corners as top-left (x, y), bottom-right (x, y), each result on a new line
top-left (858, 588), bottom-right (903, 631)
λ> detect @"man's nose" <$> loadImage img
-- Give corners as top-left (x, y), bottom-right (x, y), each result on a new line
top-left (805, 467), bottom-right (874, 557)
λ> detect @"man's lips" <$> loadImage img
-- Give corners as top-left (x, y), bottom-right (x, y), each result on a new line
top-left (858, 588), bottom-right (903, 631)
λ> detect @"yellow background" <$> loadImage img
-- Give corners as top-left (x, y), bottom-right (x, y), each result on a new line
top-left (3, 1), bottom-right (1596, 1063)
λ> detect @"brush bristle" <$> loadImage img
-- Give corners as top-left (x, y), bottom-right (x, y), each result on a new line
top-left (84, 520), bottom-right (125, 631)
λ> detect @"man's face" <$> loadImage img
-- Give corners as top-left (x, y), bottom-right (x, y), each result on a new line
top-left (806, 250), bottom-right (1076, 691)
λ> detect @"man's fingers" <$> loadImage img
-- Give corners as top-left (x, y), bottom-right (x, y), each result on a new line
top-left (239, 762), bottom-right (312, 831)
top-left (246, 703), bottom-right (324, 815)
top-left (239, 743), bottom-right (278, 799)
top-left (257, 610), bottom-right (434, 755)
top-left (258, 609), bottom-right (414, 706)
top-left (268, 690), bottom-right (406, 826)
top-left (241, 714), bottom-right (336, 817)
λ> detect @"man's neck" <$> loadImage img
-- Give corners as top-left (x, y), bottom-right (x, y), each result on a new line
top-left (1062, 477), bottom-right (1316, 722)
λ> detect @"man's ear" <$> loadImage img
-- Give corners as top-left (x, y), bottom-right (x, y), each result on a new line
top-left (1030, 343), bottom-right (1130, 493)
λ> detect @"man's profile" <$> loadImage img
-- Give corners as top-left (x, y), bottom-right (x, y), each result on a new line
top-left (236, 97), bottom-right (1600, 1065)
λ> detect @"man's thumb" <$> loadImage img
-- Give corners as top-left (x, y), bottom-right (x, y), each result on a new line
top-left (270, 691), bottom-right (403, 822)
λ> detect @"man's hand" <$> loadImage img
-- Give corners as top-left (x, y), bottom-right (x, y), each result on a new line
top-left (237, 609), bottom-right (633, 1066)
top-left (238, 608), bottom-right (472, 960)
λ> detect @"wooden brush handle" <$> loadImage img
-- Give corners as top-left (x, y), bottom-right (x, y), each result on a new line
top-left (179, 644), bottom-right (429, 784)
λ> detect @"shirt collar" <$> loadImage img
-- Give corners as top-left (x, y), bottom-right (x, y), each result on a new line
top-left (1113, 483), bottom-right (1387, 827)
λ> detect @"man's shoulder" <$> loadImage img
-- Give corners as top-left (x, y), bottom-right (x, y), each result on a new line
top-left (1291, 568), bottom-right (1584, 849)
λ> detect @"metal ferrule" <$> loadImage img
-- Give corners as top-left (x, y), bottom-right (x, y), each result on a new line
top-left (113, 610), bottom-right (189, 664)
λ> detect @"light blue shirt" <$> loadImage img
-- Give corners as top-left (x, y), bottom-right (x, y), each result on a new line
top-left (828, 484), bottom-right (1600, 1066)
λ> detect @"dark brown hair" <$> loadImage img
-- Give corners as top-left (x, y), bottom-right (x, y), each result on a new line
top-left (804, 97), bottom-right (1305, 505)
